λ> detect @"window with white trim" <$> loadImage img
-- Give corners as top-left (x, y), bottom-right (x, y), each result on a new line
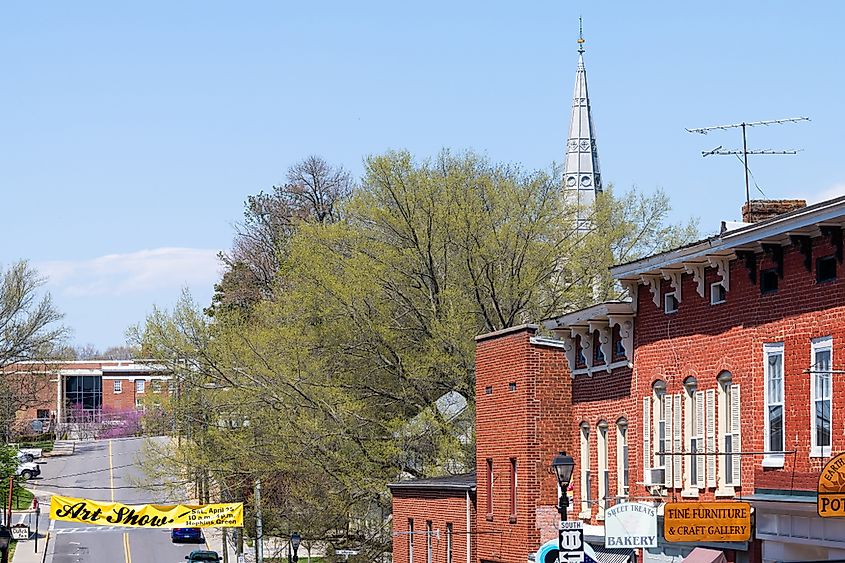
top-left (426, 520), bottom-right (432, 563)
top-left (710, 282), bottom-right (726, 305)
top-left (113, 380), bottom-right (122, 393)
top-left (616, 418), bottom-right (628, 500)
top-left (811, 337), bottom-right (832, 457)
top-left (446, 523), bottom-right (453, 563)
top-left (654, 382), bottom-right (667, 470)
top-left (580, 423), bottom-right (591, 515)
top-left (135, 379), bottom-right (145, 394)
top-left (683, 377), bottom-right (704, 491)
top-left (764, 343), bottom-right (785, 466)
top-left (408, 519), bottom-right (414, 563)
top-left (664, 291), bottom-right (678, 314)
top-left (597, 421), bottom-right (609, 515)
top-left (718, 372), bottom-right (742, 489)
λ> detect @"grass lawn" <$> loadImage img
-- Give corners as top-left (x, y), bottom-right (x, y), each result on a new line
top-left (12, 488), bottom-right (35, 510)
top-left (8, 540), bottom-right (16, 559)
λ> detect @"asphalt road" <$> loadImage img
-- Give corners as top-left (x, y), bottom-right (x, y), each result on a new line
top-left (37, 437), bottom-right (210, 563)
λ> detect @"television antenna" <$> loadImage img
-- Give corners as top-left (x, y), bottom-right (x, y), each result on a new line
top-left (686, 116), bottom-right (809, 209)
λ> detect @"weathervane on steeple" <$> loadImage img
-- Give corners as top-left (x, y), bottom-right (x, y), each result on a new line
top-left (577, 16), bottom-right (585, 53)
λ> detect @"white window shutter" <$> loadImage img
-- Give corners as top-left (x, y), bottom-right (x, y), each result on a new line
top-left (665, 397), bottom-right (673, 486)
top-left (643, 397), bottom-right (651, 472)
top-left (706, 388), bottom-right (717, 488)
top-left (695, 390), bottom-right (705, 488)
top-left (673, 394), bottom-right (682, 488)
top-left (732, 384), bottom-right (742, 485)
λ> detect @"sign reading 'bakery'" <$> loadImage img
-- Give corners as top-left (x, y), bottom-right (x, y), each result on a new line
top-left (663, 501), bottom-right (751, 542)
top-left (818, 452), bottom-right (845, 517)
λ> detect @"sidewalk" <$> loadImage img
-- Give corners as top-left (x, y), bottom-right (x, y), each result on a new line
top-left (10, 489), bottom-right (53, 563)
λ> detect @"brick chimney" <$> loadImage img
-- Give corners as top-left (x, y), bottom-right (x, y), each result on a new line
top-left (742, 199), bottom-right (807, 223)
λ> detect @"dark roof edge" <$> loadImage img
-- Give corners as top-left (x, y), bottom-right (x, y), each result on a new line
top-left (388, 482), bottom-right (477, 492)
top-left (475, 324), bottom-right (539, 343)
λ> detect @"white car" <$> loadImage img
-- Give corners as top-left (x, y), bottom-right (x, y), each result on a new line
top-left (17, 461), bottom-right (40, 480)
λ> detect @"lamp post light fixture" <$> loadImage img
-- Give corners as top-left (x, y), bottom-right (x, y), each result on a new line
top-left (0, 526), bottom-right (11, 563)
top-left (551, 451), bottom-right (576, 516)
top-left (289, 532), bottom-right (301, 563)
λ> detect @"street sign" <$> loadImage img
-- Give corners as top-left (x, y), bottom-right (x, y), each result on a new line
top-left (818, 452), bottom-right (845, 517)
top-left (11, 524), bottom-right (30, 540)
top-left (664, 501), bottom-right (751, 542)
top-left (558, 520), bottom-right (584, 563)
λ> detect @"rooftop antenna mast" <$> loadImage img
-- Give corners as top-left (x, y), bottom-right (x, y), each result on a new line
top-left (686, 116), bottom-right (809, 211)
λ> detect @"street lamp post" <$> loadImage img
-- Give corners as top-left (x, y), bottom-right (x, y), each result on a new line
top-left (551, 452), bottom-right (576, 558)
top-left (289, 532), bottom-right (301, 563)
top-left (0, 525), bottom-right (12, 563)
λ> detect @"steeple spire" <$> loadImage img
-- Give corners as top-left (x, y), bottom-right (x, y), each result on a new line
top-left (564, 18), bottom-right (602, 230)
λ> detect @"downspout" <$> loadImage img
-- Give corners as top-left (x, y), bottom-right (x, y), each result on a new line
top-left (466, 490), bottom-right (471, 563)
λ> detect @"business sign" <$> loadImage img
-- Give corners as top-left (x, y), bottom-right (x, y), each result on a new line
top-left (50, 495), bottom-right (243, 528)
top-left (604, 502), bottom-right (657, 548)
top-left (11, 524), bottom-right (30, 540)
top-left (664, 501), bottom-right (751, 542)
top-left (818, 452), bottom-right (845, 517)
top-left (558, 520), bottom-right (584, 563)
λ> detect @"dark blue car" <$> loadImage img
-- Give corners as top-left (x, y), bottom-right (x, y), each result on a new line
top-left (171, 528), bottom-right (204, 543)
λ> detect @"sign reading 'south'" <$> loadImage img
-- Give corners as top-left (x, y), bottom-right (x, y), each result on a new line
top-left (818, 452), bottom-right (845, 517)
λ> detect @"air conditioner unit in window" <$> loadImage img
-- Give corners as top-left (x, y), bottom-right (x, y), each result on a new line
top-left (644, 467), bottom-right (665, 487)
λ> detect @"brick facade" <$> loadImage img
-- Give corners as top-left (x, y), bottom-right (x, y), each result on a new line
top-left (391, 198), bottom-right (845, 563)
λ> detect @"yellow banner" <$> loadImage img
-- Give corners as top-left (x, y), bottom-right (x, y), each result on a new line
top-left (49, 495), bottom-right (243, 528)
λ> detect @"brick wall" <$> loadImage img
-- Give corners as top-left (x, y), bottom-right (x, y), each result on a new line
top-left (475, 325), bottom-right (571, 562)
top-left (392, 490), bottom-right (476, 563)
top-left (631, 235), bottom-right (845, 500)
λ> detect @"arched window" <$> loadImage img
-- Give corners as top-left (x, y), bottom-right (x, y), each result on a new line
top-left (718, 371), bottom-right (741, 487)
top-left (616, 418), bottom-right (629, 498)
top-left (684, 377), bottom-right (703, 489)
top-left (597, 420), bottom-right (609, 514)
top-left (580, 422), bottom-right (591, 514)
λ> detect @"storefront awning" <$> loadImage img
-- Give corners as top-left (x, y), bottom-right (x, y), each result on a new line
top-left (585, 544), bottom-right (634, 563)
top-left (682, 547), bottom-right (727, 563)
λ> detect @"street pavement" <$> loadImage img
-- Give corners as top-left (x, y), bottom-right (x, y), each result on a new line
top-left (20, 437), bottom-right (215, 563)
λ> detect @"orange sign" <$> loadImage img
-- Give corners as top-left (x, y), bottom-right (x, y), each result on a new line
top-left (663, 501), bottom-right (751, 542)
top-left (818, 452), bottom-right (845, 517)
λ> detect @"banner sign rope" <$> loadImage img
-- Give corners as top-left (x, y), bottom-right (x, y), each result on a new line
top-left (49, 495), bottom-right (243, 528)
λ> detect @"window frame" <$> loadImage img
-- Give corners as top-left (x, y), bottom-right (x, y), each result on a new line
top-left (664, 291), bottom-right (679, 314)
top-left (616, 418), bottom-right (629, 501)
top-left (580, 422), bottom-right (591, 517)
top-left (486, 458), bottom-right (493, 519)
top-left (710, 281), bottom-right (726, 305)
top-left (816, 255), bottom-right (837, 284)
top-left (426, 520), bottom-right (433, 563)
top-left (408, 519), bottom-right (414, 563)
top-left (763, 342), bottom-right (785, 467)
top-left (446, 523), bottom-right (452, 563)
top-left (509, 457), bottom-right (517, 521)
top-left (113, 380), bottom-right (122, 394)
top-left (135, 379), bottom-right (145, 394)
top-left (597, 420), bottom-right (609, 516)
top-left (811, 336), bottom-right (833, 458)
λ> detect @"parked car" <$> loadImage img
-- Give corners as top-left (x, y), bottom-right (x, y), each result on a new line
top-left (171, 528), bottom-right (204, 543)
top-left (16, 451), bottom-right (34, 463)
top-left (17, 461), bottom-right (40, 480)
top-left (14, 446), bottom-right (43, 459)
top-left (185, 550), bottom-right (220, 562)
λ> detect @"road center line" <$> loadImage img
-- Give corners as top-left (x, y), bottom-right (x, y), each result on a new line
top-left (109, 439), bottom-right (115, 502)
top-left (123, 531), bottom-right (133, 563)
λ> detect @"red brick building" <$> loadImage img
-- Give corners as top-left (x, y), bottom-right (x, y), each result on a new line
top-left (390, 194), bottom-right (845, 563)
top-left (10, 360), bottom-right (170, 430)
top-left (389, 473), bottom-right (477, 563)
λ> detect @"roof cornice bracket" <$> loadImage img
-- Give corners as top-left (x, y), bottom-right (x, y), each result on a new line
top-left (707, 255), bottom-right (732, 292)
top-left (683, 263), bottom-right (707, 298)
top-left (735, 250), bottom-right (758, 284)
top-left (640, 274), bottom-right (662, 308)
top-left (762, 243), bottom-right (785, 278)
top-left (661, 269), bottom-right (684, 302)
top-left (821, 225), bottom-right (844, 263)
top-left (789, 234), bottom-right (813, 272)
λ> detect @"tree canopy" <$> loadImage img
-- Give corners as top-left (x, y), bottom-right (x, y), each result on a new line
top-left (137, 150), bottom-right (697, 558)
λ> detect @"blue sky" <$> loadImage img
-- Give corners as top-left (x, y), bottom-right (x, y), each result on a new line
top-left (2, 1), bottom-right (843, 349)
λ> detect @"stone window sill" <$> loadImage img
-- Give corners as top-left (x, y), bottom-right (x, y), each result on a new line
top-left (681, 488), bottom-right (699, 499)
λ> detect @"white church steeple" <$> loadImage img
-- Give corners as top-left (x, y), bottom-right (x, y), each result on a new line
top-left (564, 19), bottom-right (602, 230)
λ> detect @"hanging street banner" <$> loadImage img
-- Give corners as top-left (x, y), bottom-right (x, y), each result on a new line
top-left (664, 501), bottom-right (751, 542)
top-left (50, 495), bottom-right (243, 528)
top-left (818, 452), bottom-right (845, 517)
top-left (604, 502), bottom-right (657, 548)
